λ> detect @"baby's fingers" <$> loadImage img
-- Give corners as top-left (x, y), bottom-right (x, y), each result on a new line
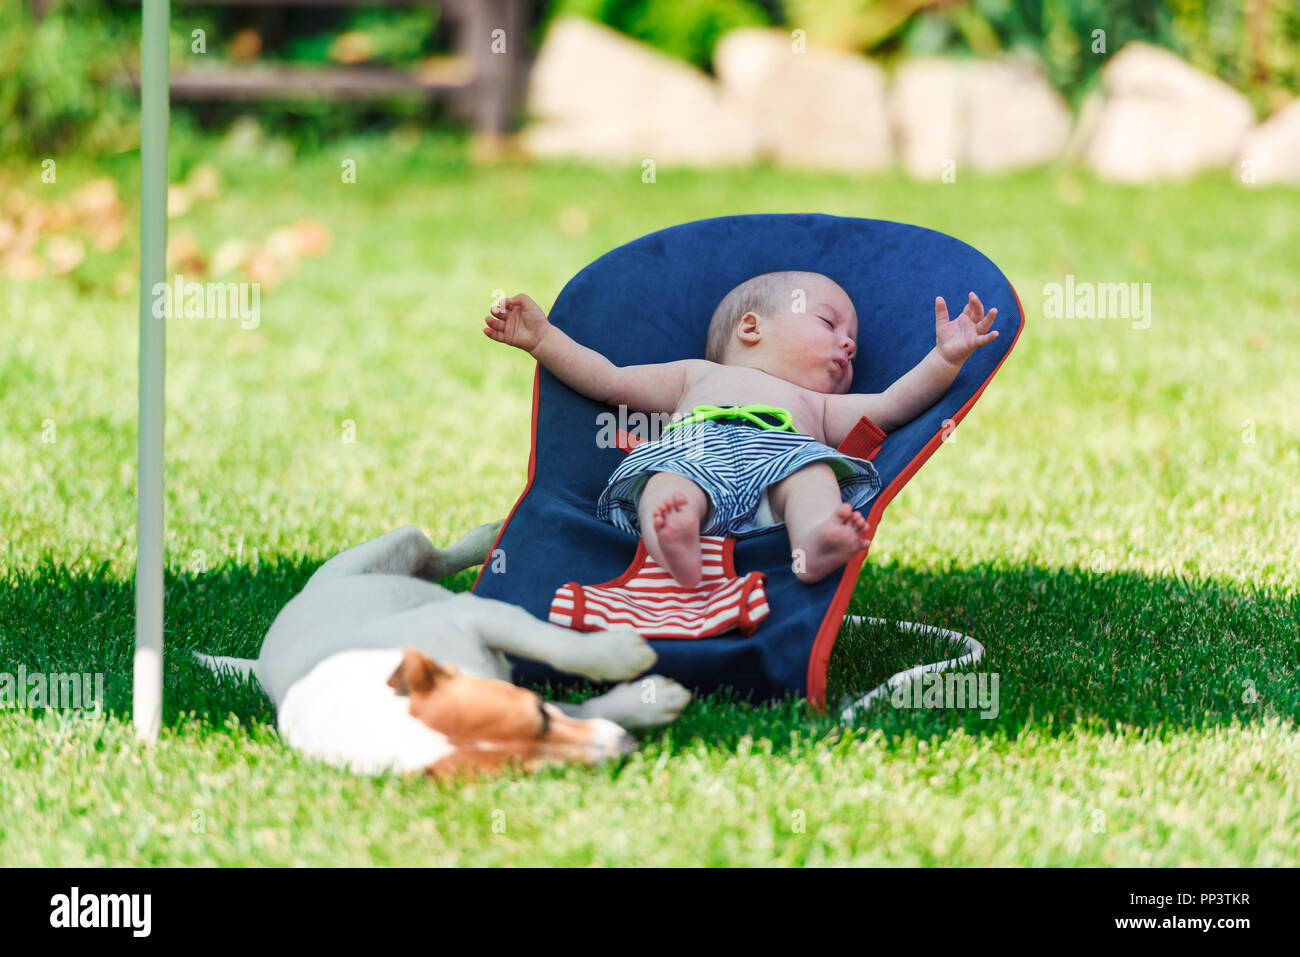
top-left (977, 306), bottom-right (998, 333)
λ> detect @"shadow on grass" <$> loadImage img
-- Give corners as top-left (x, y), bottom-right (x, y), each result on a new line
top-left (1, 559), bottom-right (1295, 752)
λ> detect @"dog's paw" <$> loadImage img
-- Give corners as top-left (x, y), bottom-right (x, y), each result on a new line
top-left (587, 675), bottom-right (691, 729)
top-left (578, 628), bottom-right (657, 682)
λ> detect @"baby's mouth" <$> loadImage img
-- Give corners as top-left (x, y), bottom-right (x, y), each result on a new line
top-left (831, 358), bottom-right (849, 380)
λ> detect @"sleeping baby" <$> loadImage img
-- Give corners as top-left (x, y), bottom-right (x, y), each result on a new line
top-left (483, 271), bottom-right (998, 588)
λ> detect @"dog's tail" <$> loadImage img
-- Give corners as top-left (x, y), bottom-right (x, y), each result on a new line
top-left (194, 652), bottom-right (259, 684)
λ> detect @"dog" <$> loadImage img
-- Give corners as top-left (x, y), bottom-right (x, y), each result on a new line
top-left (198, 522), bottom-right (691, 778)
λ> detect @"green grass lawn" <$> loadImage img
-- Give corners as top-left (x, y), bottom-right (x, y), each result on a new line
top-left (2, 129), bottom-right (1298, 865)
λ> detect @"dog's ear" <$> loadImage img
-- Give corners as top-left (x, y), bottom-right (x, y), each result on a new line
top-left (387, 649), bottom-right (453, 696)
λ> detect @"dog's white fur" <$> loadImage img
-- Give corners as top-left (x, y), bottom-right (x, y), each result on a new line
top-left (199, 522), bottom-right (690, 774)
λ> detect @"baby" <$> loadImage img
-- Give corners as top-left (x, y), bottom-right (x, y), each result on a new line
top-left (483, 271), bottom-right (998, 588)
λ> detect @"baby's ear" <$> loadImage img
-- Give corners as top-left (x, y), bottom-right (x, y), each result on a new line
top-left (736, 311), bottom-right (762, 344)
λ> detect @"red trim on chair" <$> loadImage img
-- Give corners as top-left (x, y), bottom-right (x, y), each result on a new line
top-left (804, 282), bottom-right (1028, 712)
top-left (471, 367), bottom-right (540, 594)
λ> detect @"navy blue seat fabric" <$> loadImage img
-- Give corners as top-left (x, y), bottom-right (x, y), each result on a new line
top-left (472, 213), bottom-right (1023, 710)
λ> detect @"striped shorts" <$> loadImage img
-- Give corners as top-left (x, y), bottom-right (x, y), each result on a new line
top-left (595, 419), bottom-right (882, 540)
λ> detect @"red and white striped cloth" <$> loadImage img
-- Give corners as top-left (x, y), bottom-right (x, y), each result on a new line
top-left (549, 536), bottom-right (770, 638)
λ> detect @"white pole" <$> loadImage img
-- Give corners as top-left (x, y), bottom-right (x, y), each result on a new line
top-left (134, 0), bottom-right (169, 743)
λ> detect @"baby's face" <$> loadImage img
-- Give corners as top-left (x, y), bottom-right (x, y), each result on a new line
top-left (759, 274), bottom-right (859, 394)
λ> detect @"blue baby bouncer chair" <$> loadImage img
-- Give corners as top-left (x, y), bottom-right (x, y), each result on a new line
top-left (472, 214), bottom-right (1023, 716)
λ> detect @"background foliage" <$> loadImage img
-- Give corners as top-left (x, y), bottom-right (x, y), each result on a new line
top-left (3, 0), bottom-right (1298, 157)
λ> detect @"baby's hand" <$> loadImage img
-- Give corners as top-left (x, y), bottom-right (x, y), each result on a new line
top-left (935, 292), bottom-right (998, 365)
top-left (483, 293), bottom-right (549, 354)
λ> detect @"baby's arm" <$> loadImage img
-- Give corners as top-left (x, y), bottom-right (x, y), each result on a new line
top-left (823, 292), bottom-right (998, 445)
top-left (483, 294), bottom-right (706, 413)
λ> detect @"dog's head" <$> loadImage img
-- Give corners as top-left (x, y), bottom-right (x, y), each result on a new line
top-left (386, 648), bottom-right (636, 779)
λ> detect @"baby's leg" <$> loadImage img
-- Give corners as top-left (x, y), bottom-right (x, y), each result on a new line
top-left (638, 471), bottom-right (709, 588)
top-left (767, 463), bottom-right (871, 584)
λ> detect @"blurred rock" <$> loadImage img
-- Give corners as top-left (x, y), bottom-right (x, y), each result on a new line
top-left (1237, 99), bottom-right (1300, 185)
top-left (965, 60), bottom-right (1070, 173)
top-left (522, 16), bottom-right (757, 166)
top-left (1082, 42), bottom-right (1255, 181)
top-left (714, 28), bottom-right (790, 110)
top-left (891, 59), bottom-right (962, 179)
top-left (718, 29), bottom-right (891, 172)
top-left (891, 57), bottom-right (1068, 179)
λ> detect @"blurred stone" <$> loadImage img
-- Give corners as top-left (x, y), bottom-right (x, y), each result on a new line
top-left (714, 28), bottom-right (792, 113)
top-left (965, 60), bottom-right (1070, 173)
top-left (1082, 42), bottom-right (1255, 181)
top-left (522, 16), bottom-right (757, 166)
top-left (717, 30), bottom-right (891, 172)
top-left (1237, 98), bottom-right (1300, 185)
top-left (891, 59), bottom-right (962, 180)
top-left (892, 57), bottom-right (1068, 179)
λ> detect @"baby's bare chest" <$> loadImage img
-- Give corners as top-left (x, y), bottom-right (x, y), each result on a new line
top-left (677, 368), bottom-right (829, 443)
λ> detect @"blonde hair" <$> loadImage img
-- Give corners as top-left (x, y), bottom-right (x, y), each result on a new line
top-left (705, 272), bottom-right (798, 364)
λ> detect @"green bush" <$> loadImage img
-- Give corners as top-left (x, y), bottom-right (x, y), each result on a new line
top-left (549, 0), bottom-right (774, 73)
top-left (783, 0), bottom-right (1300, 112)
top-left (0, 0), bottom-right (139, 157)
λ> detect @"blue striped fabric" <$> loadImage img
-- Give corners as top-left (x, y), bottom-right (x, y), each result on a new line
top-left (595, 419), bottom-right (882, 540)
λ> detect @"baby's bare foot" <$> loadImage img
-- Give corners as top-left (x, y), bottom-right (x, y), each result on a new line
top-left (794, 503), bottom-right (871, 584)
top-left (651, 492), bottom-right (703, 588)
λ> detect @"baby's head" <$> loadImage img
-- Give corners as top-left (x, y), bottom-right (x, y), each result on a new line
top-left (705, 271), bottom-right (858, 394)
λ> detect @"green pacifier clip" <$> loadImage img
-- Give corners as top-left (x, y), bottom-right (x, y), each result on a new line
top-left (663, 404), bottom-right (797, 433)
